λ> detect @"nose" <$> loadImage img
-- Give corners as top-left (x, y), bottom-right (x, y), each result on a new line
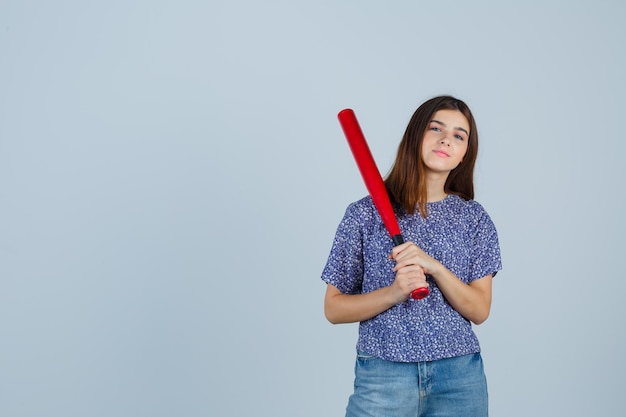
top-left (439, 135), bottom-right (451, 146)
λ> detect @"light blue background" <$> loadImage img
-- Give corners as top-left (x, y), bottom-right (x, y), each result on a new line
top-left (1, 1), bottom-right (624, 416)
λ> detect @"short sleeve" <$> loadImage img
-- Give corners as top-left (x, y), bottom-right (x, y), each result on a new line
top-left (469, 204), bottom-right (502, 281)
top-left (321, 204), bottom-right (365, 295)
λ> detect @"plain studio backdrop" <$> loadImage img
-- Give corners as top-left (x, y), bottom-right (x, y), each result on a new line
top-left (1, 1), bottom-right (624, 416)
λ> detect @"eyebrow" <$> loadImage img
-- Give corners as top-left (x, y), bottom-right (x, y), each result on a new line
top-left (430, 119), bottom-right (470, 137)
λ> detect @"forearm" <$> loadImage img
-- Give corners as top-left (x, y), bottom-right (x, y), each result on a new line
top-left (430, 265), bottom-right (492, 324)
top-left (324, 284), bottom-right (401, 324)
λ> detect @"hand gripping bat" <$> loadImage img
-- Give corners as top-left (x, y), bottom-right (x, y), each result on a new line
top-left (337, 108), bottom-right (429, 300)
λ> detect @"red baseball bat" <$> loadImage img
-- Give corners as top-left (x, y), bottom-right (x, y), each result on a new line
top-left (337, 108), bottom-right (429, 300)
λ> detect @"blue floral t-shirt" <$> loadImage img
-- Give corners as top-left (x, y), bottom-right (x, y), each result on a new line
top-left (321, 194), bottom-right (502, 362)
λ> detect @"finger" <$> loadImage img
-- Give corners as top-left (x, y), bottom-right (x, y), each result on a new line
top-left (393, 262), bottom-right (418, 272)
top-left (390, 241), bottom-right (414, 258)
top-left (391, 249), bottom-right (413, 266)
top-left (394, 265), bottom-right (427, 280)
top-left (392, 253), bottom-right (424, 271)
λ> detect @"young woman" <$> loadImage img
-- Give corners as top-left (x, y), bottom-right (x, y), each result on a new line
top-left (322, 95), bottom-right (502, 417)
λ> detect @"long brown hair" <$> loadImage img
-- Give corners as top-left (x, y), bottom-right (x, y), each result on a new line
top-left (385, 95), bottom-right (479, 218)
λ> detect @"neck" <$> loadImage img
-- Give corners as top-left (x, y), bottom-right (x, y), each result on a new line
top-left (425, 173), bottom-right (449, 202)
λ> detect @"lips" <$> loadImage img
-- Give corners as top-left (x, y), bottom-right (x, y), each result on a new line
top-left (433, 149), bottom-right (449, 157)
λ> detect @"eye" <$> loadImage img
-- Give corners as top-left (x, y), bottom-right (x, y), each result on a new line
top-left (429, 125), bottom-right (441, 132)
top-left (455, 134), bottom-right (465, 141)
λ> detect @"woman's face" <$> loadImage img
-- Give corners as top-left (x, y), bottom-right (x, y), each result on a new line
top-left (420, 109), bottom-right (470, 176)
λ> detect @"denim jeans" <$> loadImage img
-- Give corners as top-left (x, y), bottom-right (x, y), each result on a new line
top-left (345, 352), bottom-right (488, 417)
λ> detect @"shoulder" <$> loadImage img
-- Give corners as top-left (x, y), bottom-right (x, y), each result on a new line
top-left (443, 195), bottom-right (495, 226)
top-left (446, 194), bottom-right (489, 215)
top-left (345, 195), bottom-right (377, 220)
top-left (333, 196), bottom-right (380, 235)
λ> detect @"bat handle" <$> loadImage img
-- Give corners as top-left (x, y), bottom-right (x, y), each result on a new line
top-left (391, 234), bottom-right (430, 300)
top-left (391, 234), bottom-right (404, 246)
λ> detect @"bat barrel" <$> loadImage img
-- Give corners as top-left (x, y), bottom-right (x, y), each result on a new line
top-left (337, 109), bottom-right (402, 237)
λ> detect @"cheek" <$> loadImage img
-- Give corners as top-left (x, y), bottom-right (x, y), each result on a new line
top-left (455, 145), bottom-right (469, 164)
top-left (459, 143), bottom-right (469, 158)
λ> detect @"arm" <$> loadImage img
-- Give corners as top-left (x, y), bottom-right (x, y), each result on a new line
top-left (391, 242), bottom-right (492, 324)
top-left (429, 270), bottom-right (492, 325)
top-left (324, 262), bottom-right (429, 324)
top-left (324, 284), bottom-right (398, 324)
